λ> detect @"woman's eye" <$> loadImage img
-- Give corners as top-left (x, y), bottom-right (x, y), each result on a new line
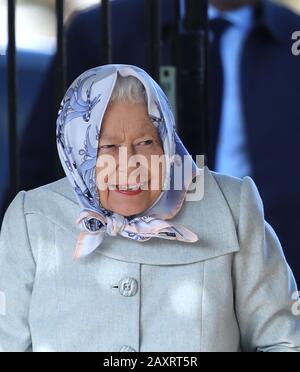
top-left (137, 140), bottom-right (153, 146)
top-left (99, 144), bottom-right (115, 149)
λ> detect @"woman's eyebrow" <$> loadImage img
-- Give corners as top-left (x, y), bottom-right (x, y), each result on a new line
top-left (99, 135), bottom-right (118, 142)
top-left (135, 133), bottom-right (156, 139)
top-left (100, 132), bottom-right (156, 142)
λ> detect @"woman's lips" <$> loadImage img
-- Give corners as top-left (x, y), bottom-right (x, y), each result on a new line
top-left (109, 183), bottom-right (147, 196)
top-left (115, 188), bottom-right (144, 196)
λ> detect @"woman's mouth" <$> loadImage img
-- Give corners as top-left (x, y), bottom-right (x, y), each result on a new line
top-left (110, 183), bottom-right (147, 196)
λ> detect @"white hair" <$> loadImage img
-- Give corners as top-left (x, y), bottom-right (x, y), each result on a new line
top-left (110, 74), bottom-right (148, 104)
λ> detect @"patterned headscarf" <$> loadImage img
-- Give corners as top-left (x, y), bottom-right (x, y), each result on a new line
top-left (56, 64), bottom-right (201, 259)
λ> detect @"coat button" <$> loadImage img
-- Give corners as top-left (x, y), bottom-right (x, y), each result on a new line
top-left (118, 277), bottom-right (138, 297)
top-left (119, 345), bottom-right (136, 352)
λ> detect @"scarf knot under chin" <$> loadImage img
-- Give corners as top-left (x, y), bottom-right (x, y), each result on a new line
top-left (74, 209), bottom-right (199, 259)
top-left (106, 213), bottom-right (127, 236)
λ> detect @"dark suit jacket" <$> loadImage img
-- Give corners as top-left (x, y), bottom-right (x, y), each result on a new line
top-left (17, 0), bottom-right (300, 284)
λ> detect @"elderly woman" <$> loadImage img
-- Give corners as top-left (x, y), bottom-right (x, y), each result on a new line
top-left (0, 65), bottom-right (299, 352)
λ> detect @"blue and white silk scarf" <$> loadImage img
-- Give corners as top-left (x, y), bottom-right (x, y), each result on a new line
top-left (56, 64), bottom-right (201, 259)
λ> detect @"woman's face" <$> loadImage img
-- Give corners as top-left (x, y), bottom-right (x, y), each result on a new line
top-left (96, 100), bottom-right (165, 217)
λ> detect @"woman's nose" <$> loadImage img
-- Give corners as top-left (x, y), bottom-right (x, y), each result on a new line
top-left (121, 144), bottom-right (136, 159)
top-left (117, 144), bottom-right (140, 171)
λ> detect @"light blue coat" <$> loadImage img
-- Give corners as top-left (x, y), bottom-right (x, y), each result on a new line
top-left (0, 166), bottom-right (299, 352)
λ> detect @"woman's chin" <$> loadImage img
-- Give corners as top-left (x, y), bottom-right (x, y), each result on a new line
top-left (111, 205), bottom-right (146, 217)
top-left (100, 194), bottom-right (149, 216)
top-left (100, 189), bottom-right (161, 217)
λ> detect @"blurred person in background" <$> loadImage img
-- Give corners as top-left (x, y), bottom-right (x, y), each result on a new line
top-left (4, 0), bottom-right (300, 284)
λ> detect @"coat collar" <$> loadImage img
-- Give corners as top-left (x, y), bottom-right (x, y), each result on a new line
top-left (25, 166), bottom-right (240, 265)
top-left (252, 0), bottom-right (300, 44)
